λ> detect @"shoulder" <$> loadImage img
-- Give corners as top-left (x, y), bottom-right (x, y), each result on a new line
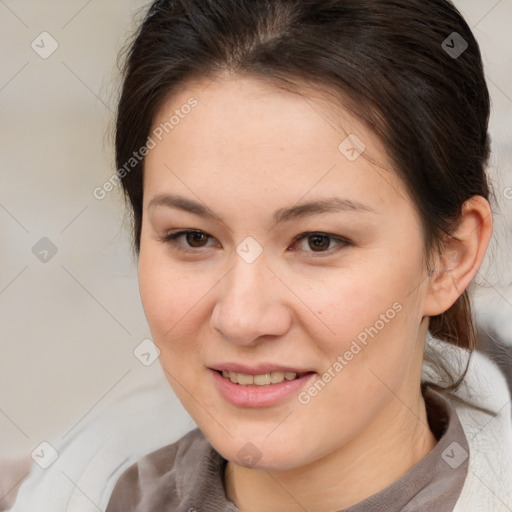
top-left (105, 428), bottom-right (209, 512)
top-left (424, 338), bottom-right (512, 510)
top-left (8, 373), bottom-right (192, 512)
top-left (454, 350), bottom-right (512, 510)
top-left (121, 427), bottom-right (207, 478)
top-left (424, 336), bottom-right (511, 414)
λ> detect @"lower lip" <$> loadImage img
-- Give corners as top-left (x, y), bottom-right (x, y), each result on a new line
top-left (210, 369), bottom-right (316, 408)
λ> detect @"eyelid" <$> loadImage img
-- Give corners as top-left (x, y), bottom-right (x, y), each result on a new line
top-left (159, 229), bottom-right (351, 256)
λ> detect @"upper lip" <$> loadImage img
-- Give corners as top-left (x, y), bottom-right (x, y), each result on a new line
top-left (210, 363), bottom-right (314, 375)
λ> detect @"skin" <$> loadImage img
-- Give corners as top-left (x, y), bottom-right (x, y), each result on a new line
top-left (138, 72), bottom-right (492, 511)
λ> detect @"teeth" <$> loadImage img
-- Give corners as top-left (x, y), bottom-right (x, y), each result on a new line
top-left (220, 370), bottom-right (301, 386)
top-left (237, 373), bottom-right (254, 385)
top-left (254, 373), bottom-right (271, 385)
top-left (270, 371), bottom-right (285, 383)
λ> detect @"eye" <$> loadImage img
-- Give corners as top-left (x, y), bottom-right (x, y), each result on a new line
top-left (159, 230), bottom-right (216, 253)
top-left (290, 232), bottom-right (350, 256)
top-left (159, 229), bottom-right (350, 256)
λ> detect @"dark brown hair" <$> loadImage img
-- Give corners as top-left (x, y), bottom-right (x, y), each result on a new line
top-left (115, 0), bottom-right (491, 390)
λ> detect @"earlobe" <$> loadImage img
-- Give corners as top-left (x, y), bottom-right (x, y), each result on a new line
top-left (423, 196), bottom-right (493, 317)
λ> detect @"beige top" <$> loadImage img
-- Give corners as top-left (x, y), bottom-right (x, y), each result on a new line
top-left (105, 385), bottom-right (469, 511)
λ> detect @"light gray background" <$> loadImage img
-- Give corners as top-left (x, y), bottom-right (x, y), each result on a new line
top-left (1, 0), bottom-right (511, 458)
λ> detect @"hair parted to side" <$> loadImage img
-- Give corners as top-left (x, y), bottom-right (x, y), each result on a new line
top-left (115, 0), bottom-right (491, 391)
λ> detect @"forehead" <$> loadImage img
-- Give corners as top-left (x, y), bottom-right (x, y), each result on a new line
top-left (144, 74), bottom-right (411, 216)
top-left (151, 73), bottom-right (373, 152)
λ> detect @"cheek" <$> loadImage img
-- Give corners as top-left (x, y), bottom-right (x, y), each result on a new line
top-left (313, 266), bottom-right (411, 348)
top-left (138, 246), bottom-right (191, 343)
top-left (307, 252), bottom-right (424, 399)
top-left (137, 244), bottom-right (218, 357)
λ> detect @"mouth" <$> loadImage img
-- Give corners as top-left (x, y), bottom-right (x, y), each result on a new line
top-left (215, 369), bottom-right (313, 386)
top-left (210, 367), bottom-right (317, 407)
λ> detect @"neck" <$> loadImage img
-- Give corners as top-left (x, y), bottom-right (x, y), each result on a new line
top-left (225, 391), bottom-right (437, 512)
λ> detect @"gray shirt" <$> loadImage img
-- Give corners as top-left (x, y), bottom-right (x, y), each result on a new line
top-left (105, 385), bottom-right (469, 511)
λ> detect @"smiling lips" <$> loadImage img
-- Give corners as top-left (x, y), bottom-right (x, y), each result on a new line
top-left (211, 362), bottom-right (314, 387)
top-left (211, 367), bottom-right (315, 407)
top-left (220, 370), bottom-right (305, 386)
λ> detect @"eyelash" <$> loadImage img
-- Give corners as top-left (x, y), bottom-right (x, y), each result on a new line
top-left (159, 229), bottom-right (351, 257)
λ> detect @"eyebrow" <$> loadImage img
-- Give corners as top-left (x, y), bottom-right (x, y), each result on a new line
top-left (148, 193), bottom-right (376, 225)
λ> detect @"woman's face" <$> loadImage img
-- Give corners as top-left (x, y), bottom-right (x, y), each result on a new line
top-left (139, 74), bottom-right (432, 470)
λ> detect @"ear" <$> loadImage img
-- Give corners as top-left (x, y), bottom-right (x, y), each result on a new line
top-left (423, 195), bottom-right (493, 317)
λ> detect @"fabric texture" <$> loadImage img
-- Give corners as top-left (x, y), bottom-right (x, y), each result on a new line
top-left (8, 336), bottom-right (512, 512)
top-left (104, 386), bottom-right (470, 512)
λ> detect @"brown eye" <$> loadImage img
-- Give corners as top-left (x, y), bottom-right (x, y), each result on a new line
top-left (291, 232), bottom-right (350, 256)
top-left (184, 231), bottom-right (209, 248)
top-left (160, 230), bottom-right (216, 253)
top-left (160, 229), bottom-right (350, 257)
top-left (307, 234), bottom-right (331, 251)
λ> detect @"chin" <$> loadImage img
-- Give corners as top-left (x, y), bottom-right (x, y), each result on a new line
top-left (201, 424), bottom-right (319, 472)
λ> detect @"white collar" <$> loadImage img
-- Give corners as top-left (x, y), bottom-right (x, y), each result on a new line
top-left (424, 336), bottom-right (512, 510)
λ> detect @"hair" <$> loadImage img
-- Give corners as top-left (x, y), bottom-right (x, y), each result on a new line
top-left (115, 0), bottom-right (491, 392)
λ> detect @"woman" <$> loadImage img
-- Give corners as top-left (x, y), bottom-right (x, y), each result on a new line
top-left (102, 0), bottom-right (512, 510)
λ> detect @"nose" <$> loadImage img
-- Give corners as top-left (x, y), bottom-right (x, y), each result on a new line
top-left (210, 252), bottom-right (292, 347)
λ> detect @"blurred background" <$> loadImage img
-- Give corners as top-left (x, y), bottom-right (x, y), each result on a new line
top-left (1, 0), bottom-right (511, 460)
